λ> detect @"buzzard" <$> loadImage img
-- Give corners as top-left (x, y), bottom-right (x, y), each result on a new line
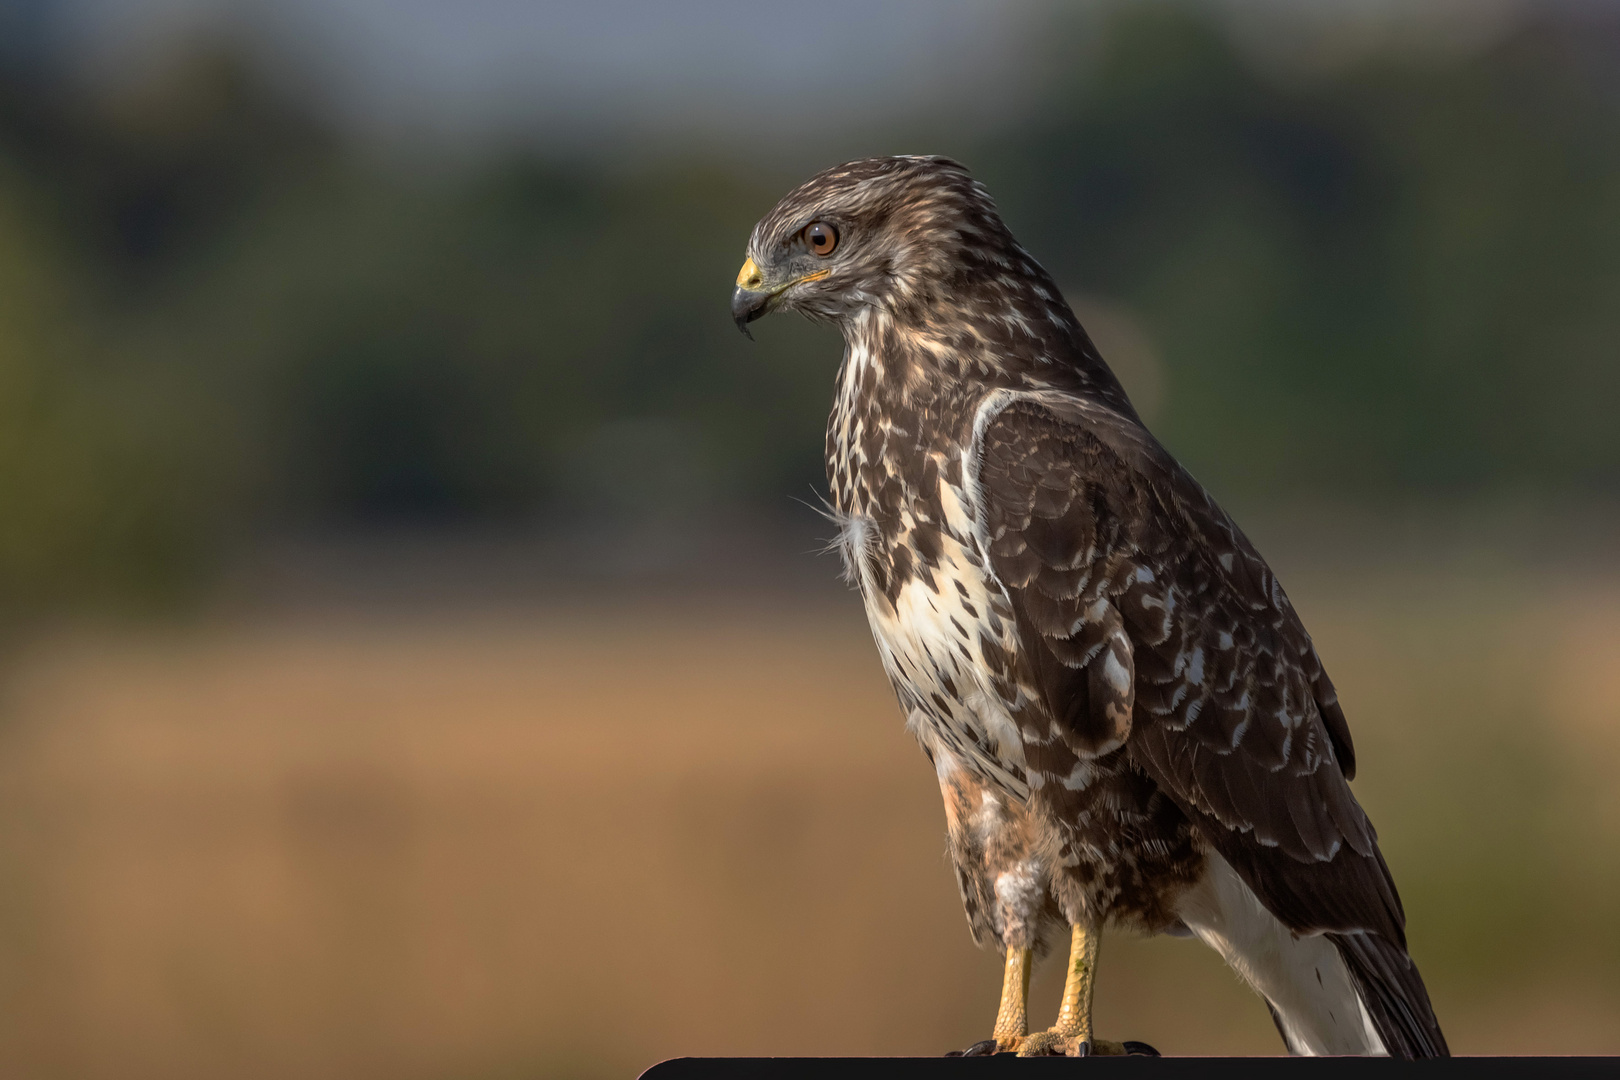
top-left (731, 156), bottom-right (1448, 1058)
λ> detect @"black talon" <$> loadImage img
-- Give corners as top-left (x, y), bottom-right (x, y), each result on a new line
top-left (1076, 1039), bottom-right (1092, 1057)
top-left (1122, 1040), bottom-right (1161, 1056)
top-left (953, 1039), bottom-right (998, 1057)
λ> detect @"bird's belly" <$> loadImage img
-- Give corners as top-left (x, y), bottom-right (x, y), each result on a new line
top-left (860, 544), bottom-right (1030, 799)
top-left (852, 521), bottom-right (1207, 936)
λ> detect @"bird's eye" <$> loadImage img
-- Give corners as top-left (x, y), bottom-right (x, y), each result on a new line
top-left (805, 222), bottom-right (838, 257)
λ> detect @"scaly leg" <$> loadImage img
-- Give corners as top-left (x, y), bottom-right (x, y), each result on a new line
top-left (1018, 920), bottom-right (1130, 1057)
top-left (991, 946), bottom-right (1032, 1052)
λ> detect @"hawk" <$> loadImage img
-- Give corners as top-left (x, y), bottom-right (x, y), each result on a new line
top-left (731, 156), bottom-right (1447, 1058)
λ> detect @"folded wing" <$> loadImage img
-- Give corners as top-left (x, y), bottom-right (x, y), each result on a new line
top-left (970, 392), bottom-right (1446, 1057)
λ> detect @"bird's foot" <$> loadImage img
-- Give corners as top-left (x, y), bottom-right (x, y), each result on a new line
top-left (1013, 1032), bottom-right (1160, 1057)
top-left (1015, 1030), bottom-right (1095, 1057)
top-left (945, 1028), bottom-right (1160, 1057)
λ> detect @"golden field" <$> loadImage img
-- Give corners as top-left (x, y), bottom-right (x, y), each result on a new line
top-left (0, 534), bottom-right (1616, 1077)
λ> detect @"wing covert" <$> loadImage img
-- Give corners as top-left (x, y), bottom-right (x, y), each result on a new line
top-left (971, 392), bottom-right (1400, 942)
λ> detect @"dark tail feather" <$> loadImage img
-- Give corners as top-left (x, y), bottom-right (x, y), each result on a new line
top-left (1330, 931), bottom-right (1449, 1058)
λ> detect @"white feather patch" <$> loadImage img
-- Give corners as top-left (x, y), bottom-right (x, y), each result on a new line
top-left (1175, 853), bottom-right (1387, 1056)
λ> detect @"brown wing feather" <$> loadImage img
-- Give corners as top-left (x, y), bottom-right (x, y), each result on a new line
top-left (974, 394), bottom-right (1394, 937)
top-left (975, 394), bottom-right (1449, 1055)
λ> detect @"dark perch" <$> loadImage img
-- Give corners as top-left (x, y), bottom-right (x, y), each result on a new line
top-left (642, 1057), bottom-right (1620, 1080)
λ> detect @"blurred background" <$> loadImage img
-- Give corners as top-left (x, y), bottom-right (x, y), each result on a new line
top-left (0, 0), bottom-right (1617, 1074)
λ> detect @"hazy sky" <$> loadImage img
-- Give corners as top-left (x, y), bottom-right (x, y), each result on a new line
top-left (38, 0), bottom-right (1548, 150)
top-left (49, 0), bottom-right (1058, 149)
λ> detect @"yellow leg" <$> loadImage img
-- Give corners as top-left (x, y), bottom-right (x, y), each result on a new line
top-left (1019, 920), bottom-right (1127, 1057)
top-left (991, 946), bottom-right (1032, 1051)
top-left (1053, 920), bottom-right (1100, 1043)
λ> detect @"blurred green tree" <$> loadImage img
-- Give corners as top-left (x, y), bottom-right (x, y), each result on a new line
top-left (980, 4), bottom-right (1620, 499)
top-left (0, 4), bottom-right (1617, 608)
top-left (0, 166), bottom-right (212, 608)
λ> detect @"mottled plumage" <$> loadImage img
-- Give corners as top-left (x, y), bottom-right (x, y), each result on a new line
top-left (732, 155), bottom-right (1446, 1058)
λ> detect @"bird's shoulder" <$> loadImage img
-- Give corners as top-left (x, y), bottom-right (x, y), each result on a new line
top-left (962, 386), bottom-right (1207, 583)
top-left (964, 387), bottom-right (1307, 660)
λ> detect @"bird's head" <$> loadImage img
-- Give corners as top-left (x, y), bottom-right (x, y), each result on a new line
top-left (731, 155), bottom-right (1013, 336)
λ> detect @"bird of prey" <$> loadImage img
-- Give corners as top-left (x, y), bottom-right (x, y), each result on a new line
top-left (731, 156), bottom-right (1448, 1058)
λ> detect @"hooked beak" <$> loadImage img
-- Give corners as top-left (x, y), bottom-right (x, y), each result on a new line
top-left (731, 255), bottom-right (829, 339)
top-left (732, 256), bottom-right (770, 339)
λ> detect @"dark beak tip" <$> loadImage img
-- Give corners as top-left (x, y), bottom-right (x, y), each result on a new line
top-left (731, 286), bottom-right (770, 339)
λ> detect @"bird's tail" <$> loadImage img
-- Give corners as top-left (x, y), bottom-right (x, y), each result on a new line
top-left (1329, 931), bottom-right (1449, 1058)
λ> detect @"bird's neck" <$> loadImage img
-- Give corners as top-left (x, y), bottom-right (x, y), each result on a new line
top-left (837, 292), bottom-right (1131, 414)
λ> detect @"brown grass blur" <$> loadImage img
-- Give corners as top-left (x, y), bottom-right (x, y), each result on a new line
top-left (0, 534), bottom-right (1616, 1078)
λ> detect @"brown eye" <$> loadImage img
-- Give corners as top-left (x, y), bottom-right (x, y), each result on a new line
top-left (805, 222), bottom-right (838, 256)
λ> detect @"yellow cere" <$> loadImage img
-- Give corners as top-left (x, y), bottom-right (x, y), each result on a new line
top-left (736, 257), bottom-right (762, 289)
